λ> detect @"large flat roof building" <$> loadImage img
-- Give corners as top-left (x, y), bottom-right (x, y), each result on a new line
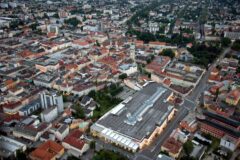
top-left (0, 136), bottom-right (27, 158)
top-left (90, 82), bottom-right (176, 152)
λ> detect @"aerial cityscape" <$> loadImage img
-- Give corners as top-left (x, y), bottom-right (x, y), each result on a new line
top-left (0, 0), bottom-right (240, 160)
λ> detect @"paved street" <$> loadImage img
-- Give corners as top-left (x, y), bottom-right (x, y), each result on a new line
top-left (186, 47), bottom-right (231, 105)
top-left (93, 48), bottom-right (231, 160)
top-left (133, 48), bottom-right (231, 160)
top-left (95, 138), bottom-right (135, 159)
top-left (134, 108), bottom-right (189, 160)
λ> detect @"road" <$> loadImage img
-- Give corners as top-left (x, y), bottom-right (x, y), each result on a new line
top-left (92, 107), bottom-right (189, 160)
top-left (133, 47), bottom-right (231, 160)
top-left (134, 108), bottom-right (189, 160)
top-left (95, 138), bottom-right (135, 159)
top-left (186, 47), bottom-right (231, 106)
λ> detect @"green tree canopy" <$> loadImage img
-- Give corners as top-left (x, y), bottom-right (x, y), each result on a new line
top-left (90, 141), bottom-right (96, 149)
top-left (64, 17), bottom-right (80, 27)
top-left (161, 49), bottom-right (175, 59)
top-left (232, 40), bottom-right (240, 51)
top-left (221, 37), bottom-right (231, 47)
top-left (119, 73), bottom-right (127, 80)
top-left (72, 104), bottom-right (85, 119)
top-left (93, 150), bottom-right (128, 160)
top-left (183, 140), bottom-right (194, 155)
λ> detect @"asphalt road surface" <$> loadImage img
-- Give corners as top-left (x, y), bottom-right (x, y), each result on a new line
top-left (186, 47), bottom-right (230, 105)
top-left (133, 47), bottom-right (231, 160)
top-left (134, 108), bottom-right (189, 160)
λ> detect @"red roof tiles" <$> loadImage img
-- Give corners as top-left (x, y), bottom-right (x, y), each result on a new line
top-left (63, 129), bottom-right (85, 150)
top-left (30, 140), bottom-right (64, 160)
top-left (162, 137), bottom-right (182, 154)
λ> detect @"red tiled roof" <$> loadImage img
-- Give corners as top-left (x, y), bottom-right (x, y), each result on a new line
top-left (211, 67), bottom-right (219, 74)
top-left (135, 40), bottom-right (144, 46)
top-left (4, 113), bottom-right (21, 123)
top-left (1, 101), bottom-right (22, 109)
top-left (30, 140), bottom-right (63, 160)
top-left (149, 41), bottom-right (166, 46)
top-left (210, 83), bottom-right (224, 94)
top-left (237, 73), bottom-right (240, 78)
top-left (5, 79), bottom-right (14, 86)
top-left (73, 40), bottom-right (89, 46)
top-left (19, 50), bottom-right (33, 58)
top-left (163, 78), bottom-right (171, 86)
top-left (162, 137), bottom-right (182, 154)
top-left (47, 32), bottom-right (56, 38)
top-left (146, 56), bottom-right (171, 73)
top-left (65, 64), bottom-right (78, 70)
top-left (227, 89), bottom-right (240, 101)
top-left (63, 129), bottom-right (85, 150)
top-left (208, 74), bottom-right (221, 82)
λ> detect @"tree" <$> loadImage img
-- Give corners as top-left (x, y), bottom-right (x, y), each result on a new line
top-left (214, 88), bottom-right (220, 101)
top-left (67, 155), bottom-right (80, 160)
top-left (93, 150), bottom-right (128, 160)
top-left (221, 37), bottom-right (231, 47)
top-left (73, 104), bottom-right (85, 119)
top-left (64, 18), bottom-right (80, 27)
top-left (119, 73), bottom-right (127, 80)
top-left (52, 13), bottom-right (59, 18)
top-left (29, 23), bottom-right (38, 31)
top-left (96, 40), bottom-right (100, 47)
top-left (88, 90), bottom-right (96, 98)
top-left (16, 150), bottom-right (27, 160)
top-left (148, 73), bottom-right (151, 78)
top-left (161, 49), bottom-right (175, 59)
top-left (83, 16), bottom-right (87, 21)
top-left (180, 156), bottom-right (197, 160)
top-left (62, 94), bottom-right (68, 102)
top-left (43, 13), bottom-right (49, 19)
top-left (146, 58), bottom-right (151, 64)
top-left (232, 40), bottom-right (240, 51)
top-left (236, 66), bottom-right (240, 74)
top-left (160, 150), bottom-right (169, 156)
top-left (9, 20), bottom-right (23, 29)
top-left (189, 43), bottom-right (222, 68)
top-left (183, 140), bottom-right (194, 155)
top-left (90, 141), bottom-right (96, 149)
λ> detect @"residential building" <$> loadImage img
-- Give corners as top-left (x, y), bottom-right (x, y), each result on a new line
top-left (161, 137), bottom-right (183, 159)
top-left (41, 106), bottom-right (58, 123)
top-left (29, 140), bottom-right (64, 160)
top-left (62, 129), bottom-right (89, 157)
top-left (19, 99), bottom-right (41, 116)
top-left (197, 111), bottom-right (240, 143)
top-left (119, 63), bottom-right (138, 76)
top-left (180, 112), bottom-right (197, 133)
top-left (0, 136), bottom-right (27, 158)
top-left (225, 89), bottom-right (240, 106)
top-left (50, 124), bottom-right (70, 141)
top-left (40, 91), bottom-right (64, 113)
top-left (13, 122), bottom-right (51, 142)
top-left (80, 96), bottom-right (97, 118)
top-left (220, 135), bottom-right (239, 151)
top-left (33, 72), bottom-right (58, 88)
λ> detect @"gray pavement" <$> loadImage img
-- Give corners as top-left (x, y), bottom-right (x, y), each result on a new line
top-left (133, 48), bottom-right (231, 160)
top-left (134, 107), bottom-right (189, 160)
top-left (186, 47), bottom-right (231, 106)
top-left (91, 48), bottom-right (230, 160)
